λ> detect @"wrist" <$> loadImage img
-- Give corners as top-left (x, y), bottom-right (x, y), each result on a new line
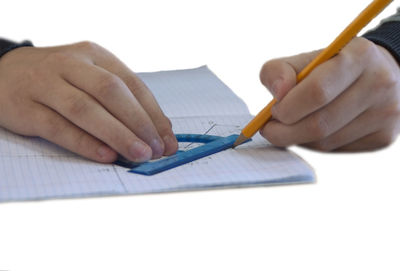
top-left (0, 38), bottom-right (33, 59)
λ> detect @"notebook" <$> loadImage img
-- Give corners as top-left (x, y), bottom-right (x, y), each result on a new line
top-left (0, 66), bottom-right (315, 202)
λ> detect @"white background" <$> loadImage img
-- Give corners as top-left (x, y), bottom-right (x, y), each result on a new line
top-left (1, 0), bottom-right (399, 270)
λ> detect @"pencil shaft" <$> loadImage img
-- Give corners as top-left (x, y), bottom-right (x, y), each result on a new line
top-left (297, 0), bottom-right (393, 82)
top-left (242, 98), bottom-right (277, 138)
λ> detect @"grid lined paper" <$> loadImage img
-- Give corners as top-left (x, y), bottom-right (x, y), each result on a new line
top-left (0, 66), bottom-right (315, 202)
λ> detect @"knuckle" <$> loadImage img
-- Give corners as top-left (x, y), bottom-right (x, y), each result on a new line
top-left (272, 105), bottom-right (295, 125)
top-left (45, 124), bottom-right (63, 139)
top-left (311, 140), bottom-right (334, 152)
top-left (349, 37), bottom-right (380, 64)
top-left (260, 126), bottom-right (287, 147)
top-left (159, 125), bottom-right (173, 138)
top-left (96, 74), bottom-right (124, 97)
top-left (126, 76), bottom-right (149, 95)
top-left (343, 38), bottom-right (377, 67)
top-left (40, 116), bottom-right (65, 139)
top-left (307, 113), bottom-right (330, 141)
top-left (276, 112), bottom-right (294, 125)
top-left (260, 60), bottom-right (277, 86)
top-left (375, 131), bottom-right (396, 148)
top-left (267, 137), bottom-right (285, 147)
top-left (335, 50), bottom-right (353, 70)
top-left (156, 115), bottom-right (173, 133)
top-left (73, 131), bottom-right (90, 151)
top-left (261, 130), bottom-right (277, 145)
top-left (374, 68), bottom-right (398, 92)
top-left (308, 79), bottom-right (330, 106)
top-left (381, 105), bottom-right (400, 127)
top-left (356, 37), bottom-right (379, 60)
top-left (392, 104), bottom-right (400, 120)
top-left (75, 41), bottom-right (101, 52)
top-left (67, 96), bottom-right (90, 116)
top-left (166, 117), bottom-right (173, 128)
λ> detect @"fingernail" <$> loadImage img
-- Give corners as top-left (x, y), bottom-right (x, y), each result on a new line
top-left (97, 145), bottom-right (114, 159)
top-left (129, 141), bottom-right (152, 162)
top-left (149, 138), bottom-right (164, 159)
top-left (271, 79), bottom-right (283, 98)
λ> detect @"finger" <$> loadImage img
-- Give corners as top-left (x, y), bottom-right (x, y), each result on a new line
top-left (272, 38), bottom-right (369, 125)
top-left (261, 72), bottom-right (374, 147)
top-left (107, 69), bottom-right (178, 156)
top-left (77, 43), bottom-right (178, 156)
top-left (305, 103), bottom-right (400, 151)
top-left (301, 108), bottom-right (382, 151)
top-left (123, 78), bottom-right (177, 156)
top-left (31, 104), bottom-right (118, 163)
top-left (336, 131), bottom-right (396, 152)
top-left (34, 79), bottom-right (152, 162)
top-left (59, 59), bottom-right (165, 158)
top-left (260, 50), bottom-right (321, 100)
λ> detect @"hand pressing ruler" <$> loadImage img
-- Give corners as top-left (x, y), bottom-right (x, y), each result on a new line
top-left (115, 134), bottom-right (250, 176)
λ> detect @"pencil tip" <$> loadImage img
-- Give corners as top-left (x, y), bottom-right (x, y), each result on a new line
top-left (232, 133), bottom-right (250, 148)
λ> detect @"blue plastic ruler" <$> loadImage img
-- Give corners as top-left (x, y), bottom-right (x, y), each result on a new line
top-left (115, 134), bottom-right (248, 176)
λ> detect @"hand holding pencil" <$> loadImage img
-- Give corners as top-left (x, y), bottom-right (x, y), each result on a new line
top-left (235, 0), bottom-right (400, 151)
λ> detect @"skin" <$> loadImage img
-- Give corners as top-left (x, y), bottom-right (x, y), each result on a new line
top-left (260, 37), bottom-right (400, 152)
top-left (0, 41), bottom-right (178, 163)
top-left (1, 37), bottom-right (398, 163)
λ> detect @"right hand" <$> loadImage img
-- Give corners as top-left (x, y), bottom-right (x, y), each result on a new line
top-left (0, 41), bottom-right (178, 163)
top-left (259, 37), bottom-right (400, 152)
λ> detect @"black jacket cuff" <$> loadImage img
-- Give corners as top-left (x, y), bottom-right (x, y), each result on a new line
top-left (363, 21), bottom-right (400, 64)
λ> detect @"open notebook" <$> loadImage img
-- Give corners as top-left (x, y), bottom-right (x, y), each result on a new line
top-left (0, 66), bottom-right (315, 202)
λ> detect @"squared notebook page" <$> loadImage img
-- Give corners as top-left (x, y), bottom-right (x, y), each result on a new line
top-left (0, 67), bottom-right (315, 202)
top-left (138, 66), bottom-right (250, 118)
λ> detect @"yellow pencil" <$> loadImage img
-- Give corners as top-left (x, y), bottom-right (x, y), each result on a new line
top-left (233, 0), bottom-right (393, 147)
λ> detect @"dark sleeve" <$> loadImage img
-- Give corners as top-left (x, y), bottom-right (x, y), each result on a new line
top-left (0, 38), bottom-right (33, 59)
top-left (363, 8), bottom-right (400, 63)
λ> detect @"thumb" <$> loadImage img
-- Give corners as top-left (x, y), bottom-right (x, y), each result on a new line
top-left (260, 50), bottom-right (321, 101)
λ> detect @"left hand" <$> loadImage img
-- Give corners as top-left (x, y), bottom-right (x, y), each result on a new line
top-left (259, 37), bottom-right (400, 152)
top-left (0, 41), bottom-right (178, 163)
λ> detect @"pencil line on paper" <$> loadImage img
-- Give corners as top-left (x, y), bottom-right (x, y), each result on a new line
top-left (112, 165), bottom-right (128, 192)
